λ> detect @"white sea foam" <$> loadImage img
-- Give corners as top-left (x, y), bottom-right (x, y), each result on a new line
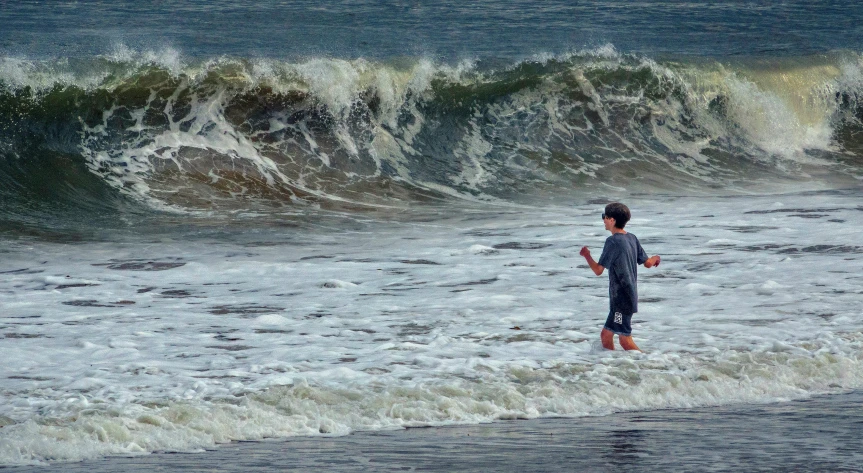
top-left (1, 192), bottom-right (861, 466)
top-left (722, 75), bottom-right (835, 160)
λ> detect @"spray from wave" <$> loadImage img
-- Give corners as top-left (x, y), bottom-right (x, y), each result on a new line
top-left (2, 46), bottom-right (862, 216)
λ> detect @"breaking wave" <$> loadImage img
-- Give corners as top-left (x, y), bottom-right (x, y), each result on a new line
top-left (2, 46), bottom-right (863, 216)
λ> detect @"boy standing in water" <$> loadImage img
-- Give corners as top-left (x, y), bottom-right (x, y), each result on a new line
top-left (580, 203), bottom-right (660, 351)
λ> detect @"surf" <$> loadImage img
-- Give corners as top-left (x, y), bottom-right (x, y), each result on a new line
top-left (2, 47), bottom-right (863, 221)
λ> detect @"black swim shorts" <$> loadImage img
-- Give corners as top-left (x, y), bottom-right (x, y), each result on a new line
top-left (603, 310), bottom-right (633, 336)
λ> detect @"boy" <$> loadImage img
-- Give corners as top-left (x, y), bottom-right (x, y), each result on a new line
top-left (579, 202), bottom-right (660, 351)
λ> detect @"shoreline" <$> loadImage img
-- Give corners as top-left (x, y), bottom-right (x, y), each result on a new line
top-left (5, 390), bottom-right (862, 472)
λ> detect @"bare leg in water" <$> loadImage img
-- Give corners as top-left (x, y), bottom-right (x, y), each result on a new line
top-left (601, 328), bottom-right (641, 351)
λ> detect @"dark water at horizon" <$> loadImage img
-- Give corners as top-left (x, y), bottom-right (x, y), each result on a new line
top-left (3, 0), bottom-right (863, 60)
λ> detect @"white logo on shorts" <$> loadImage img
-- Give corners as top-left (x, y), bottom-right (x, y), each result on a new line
top-left (614, 312), bottom-right (623, 324)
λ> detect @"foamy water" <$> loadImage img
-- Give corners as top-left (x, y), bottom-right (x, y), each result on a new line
top-left (1, 191), bottom-right (861, 465)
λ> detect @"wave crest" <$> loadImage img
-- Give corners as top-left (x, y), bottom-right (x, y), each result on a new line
top-left (2, 48), bottom-right (863, 214)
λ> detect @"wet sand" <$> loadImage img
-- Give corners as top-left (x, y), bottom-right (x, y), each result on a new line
top-left (5, 390), bottom-right (862, 472)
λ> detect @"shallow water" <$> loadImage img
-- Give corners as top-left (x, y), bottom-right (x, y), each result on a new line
top-left (2, 190), bottom-right (862, 465)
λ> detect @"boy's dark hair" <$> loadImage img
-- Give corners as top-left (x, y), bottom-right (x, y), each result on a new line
top-left (604, 202), bottom-right (631, 229)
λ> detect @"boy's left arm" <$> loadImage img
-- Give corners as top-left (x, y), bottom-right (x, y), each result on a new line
top-left (636, 240), bottom-right (660, 269)
top-left (643, 255), bottom-right (661, 268)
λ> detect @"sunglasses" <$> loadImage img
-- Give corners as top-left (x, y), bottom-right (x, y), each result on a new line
top-left (601, 213), bottom-right (608, 220)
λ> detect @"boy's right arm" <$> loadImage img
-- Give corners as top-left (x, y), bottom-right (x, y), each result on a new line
top-left (579, 246), bottom-right (605, 276)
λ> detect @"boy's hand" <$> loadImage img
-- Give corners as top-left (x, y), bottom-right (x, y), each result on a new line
top-left (579, 246), bottom-right (591, 258)
top-left (645, 255), bottom-right (661, 268)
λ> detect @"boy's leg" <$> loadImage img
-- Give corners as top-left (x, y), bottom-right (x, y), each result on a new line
top-left (600, 328), bottom-right (615, 350)
top-left (618, 335), bottom-right (640, 351)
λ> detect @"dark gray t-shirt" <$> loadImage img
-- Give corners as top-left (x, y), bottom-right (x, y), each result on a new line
top-left (598, 232), bottom-right (648, 314)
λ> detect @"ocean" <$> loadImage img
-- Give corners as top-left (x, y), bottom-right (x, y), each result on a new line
top-left (1, 0), bottom-right (862, 467)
